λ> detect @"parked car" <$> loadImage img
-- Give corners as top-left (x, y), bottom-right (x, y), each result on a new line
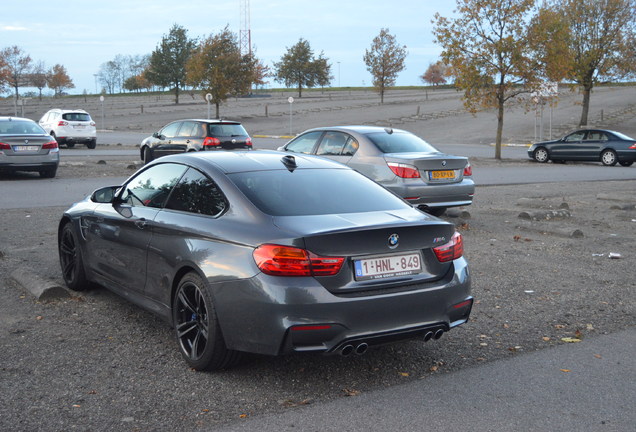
top-left (0, 116), bottom-right (59, 178)
top-left (140, 119), bottom-right (252, 164)
top-left (277, 126), bottom-right (474, 216)
top-left (528, 129), bottom-right (636, 166)
top-left (58, 151), bottom-right (472, 371)
top-left (38, 109), bottom-right (97, 149)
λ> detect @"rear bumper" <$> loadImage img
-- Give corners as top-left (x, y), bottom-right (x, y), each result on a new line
top-left (211, 257), bottom-right (471, 356)
top-left (387, 179), bottom-right (475, 208)
top-left (0, 152), bottom-right (59, 172)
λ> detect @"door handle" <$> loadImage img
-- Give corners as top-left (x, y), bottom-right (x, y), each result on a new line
top-left (135, 218), bottom-right (148, 229)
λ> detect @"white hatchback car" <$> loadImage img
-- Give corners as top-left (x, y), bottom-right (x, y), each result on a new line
top-left (39, 109), bottom-right (97, 149)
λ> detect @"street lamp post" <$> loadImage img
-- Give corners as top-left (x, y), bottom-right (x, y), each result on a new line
top-left (337, 62), bottom-right (341, 88)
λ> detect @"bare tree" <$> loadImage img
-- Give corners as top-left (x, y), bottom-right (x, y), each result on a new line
top-left (363, 28), bottom-right (407, 104)
top-left (1, 45), bottom-right (32, 100)
top-left (30, 61), bottom-right (48, 100)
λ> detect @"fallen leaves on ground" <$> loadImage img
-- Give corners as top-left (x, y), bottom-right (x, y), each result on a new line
top-left (342, 388), bottom-right (361, 397)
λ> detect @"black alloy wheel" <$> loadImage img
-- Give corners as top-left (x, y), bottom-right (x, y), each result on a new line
top-left (58, 223), bottom-right (88, 291)
top-left (600, 149), bottom-right (618, 166)
top-left (533, 147), bottom-right (549, 163)
top-left (173, 272), bottom-right (240, 371)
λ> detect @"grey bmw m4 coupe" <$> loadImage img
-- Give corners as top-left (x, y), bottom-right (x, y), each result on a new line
top-left (58, 151), bottom-right (472, 371)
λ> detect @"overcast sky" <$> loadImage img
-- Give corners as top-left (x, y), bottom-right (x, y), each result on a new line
top-left (2, 0), bottom-right (456, 95)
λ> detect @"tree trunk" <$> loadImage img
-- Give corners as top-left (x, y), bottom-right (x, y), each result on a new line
top-left (495, 100), bottom-right (504, 160)
top-left (215, 102), bottom-right (220, 119)
top-left (380, 86), bottom-right (384, 104)
top-left (298, 83), bottom-right (302, 98)
top-left (579, 85), bottom-right (592, 126)
top-left (175, 84), bottom-right (180, 105)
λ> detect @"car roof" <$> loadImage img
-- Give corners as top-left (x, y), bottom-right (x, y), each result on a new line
top-left (300, 125), bottom-right (410, 135)
top-left (47, 109), bottom-right (89, 114)
top-left (0, 116), bottom-right (37, 122)
top-left (168, 119), bottom-right (242, 125)
top-left (158, 150), bottom-right (347, 174)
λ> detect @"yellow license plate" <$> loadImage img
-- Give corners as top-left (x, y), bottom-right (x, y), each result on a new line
top-left (430, 170), bottom-right (455, 180)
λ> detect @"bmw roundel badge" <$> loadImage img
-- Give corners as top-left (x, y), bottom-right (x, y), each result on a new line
top-left (388, 233), bottom-right (399, 249)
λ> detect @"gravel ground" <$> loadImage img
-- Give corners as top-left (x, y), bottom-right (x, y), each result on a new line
top-left (1, 159), bottom-right (634, 431)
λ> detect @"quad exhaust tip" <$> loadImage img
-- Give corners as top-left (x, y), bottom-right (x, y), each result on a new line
top-left (340, 343), bottom-right (369, 357)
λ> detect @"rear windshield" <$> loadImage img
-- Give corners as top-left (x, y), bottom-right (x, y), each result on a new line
top-left (62, 112), bottom-right (91, 122)
top-left (366, 131), bottom-right (439, 154)
top-left (228, 168), bottom-right (409, 216)
top-left (0, 120), bottom-right (47, 135)
top-left (207, 123), bottom-right (248, 137)
top-left (612, 131), bottom-right (635, 141)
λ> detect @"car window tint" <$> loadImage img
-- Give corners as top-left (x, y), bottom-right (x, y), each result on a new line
top-left (160, 122), bottom-right (181, 138)
top-left (285, 131), bottom-right (323, 154)
top-left (565, 132), bottom-right (585, 142)
top-left (165, 168), bottom-right (228, 216)
top-left (62, 113), bottom-right (91, 122)
top-left (177, 121), bottom-right (199, 137)
top-left (121, 163), bottom-right (187, 208)
top-left (342, 136), bottom-right (359, 156)
top-left (0, 120), bottom-right (45, 135)
top-left (367, 131), bottom-right (438, 153)
top-left (207, 123), bottom-right (248, 136)
top-left (316, 132), bottom-right (348, 156)
top-left (228, 168), bottom-right (409, 216)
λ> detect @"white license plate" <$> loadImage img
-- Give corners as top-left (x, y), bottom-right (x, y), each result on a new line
top-left (354, 252), bottom-right (422, 281)
top-left (13, 145), bottom-right (39, 152)
top-left (73, 125), bottom-right (86, 129)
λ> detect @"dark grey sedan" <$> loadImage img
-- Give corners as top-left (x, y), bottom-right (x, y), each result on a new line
top-left (278, 126), bottom-right (474, 216)
top-left (528, 129), bottom-right (636, 166)
top-left (58, 151), bottom-right (472, 371)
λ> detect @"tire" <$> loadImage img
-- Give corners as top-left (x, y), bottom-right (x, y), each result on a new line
top-left (58, 222), bottom-right (89, 291)
top-left (39, 167), bottom-right (57, 178)
top-left (533, 147), bottom-right (549, 163)
top-left (600, 149), bottom-right (617, 166)
top-left (143, 146), bottom-right (154, 164)
top-left (86, 138), bottom-right (97, 149)
top-left (173, 272), bottom-right (241, 371)
top-left (619, 161), bottom-right (633, 167)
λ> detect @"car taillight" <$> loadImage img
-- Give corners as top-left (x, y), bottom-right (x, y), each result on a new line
top-left (42, 141), bottom-right (59, 149)
top-left (203, 137), bottom-right (221, 147)
top-left (387, 162), bottom-right (421, 178)
top-left (57, 121), bottom-right (68, 126)
top-left (253, 244), bottom-right (344, 277)
top-left (463, 162), bottom-right (472, 176)
top-left (90, 121), bottom-right (96, 127)
top-left (246, 137), bottom-right (252, 147)
top-left (629, 143), bottom-right (636, 149)
top-left (0, 142), bottom-right (10, 150)
top-left (433, 232), bottom-right (463, 262)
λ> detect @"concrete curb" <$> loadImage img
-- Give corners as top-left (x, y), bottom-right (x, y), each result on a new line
top-left (10, 267), bottom-right (71, 302)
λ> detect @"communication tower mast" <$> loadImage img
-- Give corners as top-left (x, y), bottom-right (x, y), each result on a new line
top-left (239, 0), bottom-right (252, 57)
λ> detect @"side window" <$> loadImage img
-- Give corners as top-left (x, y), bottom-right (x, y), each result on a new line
top-left (177, 121), bottom-right (198, 137)
top-left (165, 168), bottom-right (228, 217)
top-left (342, 136), bottom-right (359, 156)
top-left (285, 131), bottom-right (323, 154)
top-left (565, 132), bottom-right (585, 142)
top-left (121, 163), bottom-right (187, 208)
top-left (159, 122), bottom-right (181, 138)
top-left (316, 132), bottom-right (348, 156)
top-left (585, 132), bottom-right (602, 141)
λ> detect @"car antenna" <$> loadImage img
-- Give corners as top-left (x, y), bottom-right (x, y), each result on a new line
top-left (281, 155), bottom-right (297, 172)
top-left (384, 127), bottom-right (393, 134)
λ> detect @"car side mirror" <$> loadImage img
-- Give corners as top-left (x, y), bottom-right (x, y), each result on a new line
top-left (153, 132), bottom-right (161, 138)
top-left (91, 186), bottom-right (120, 203)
